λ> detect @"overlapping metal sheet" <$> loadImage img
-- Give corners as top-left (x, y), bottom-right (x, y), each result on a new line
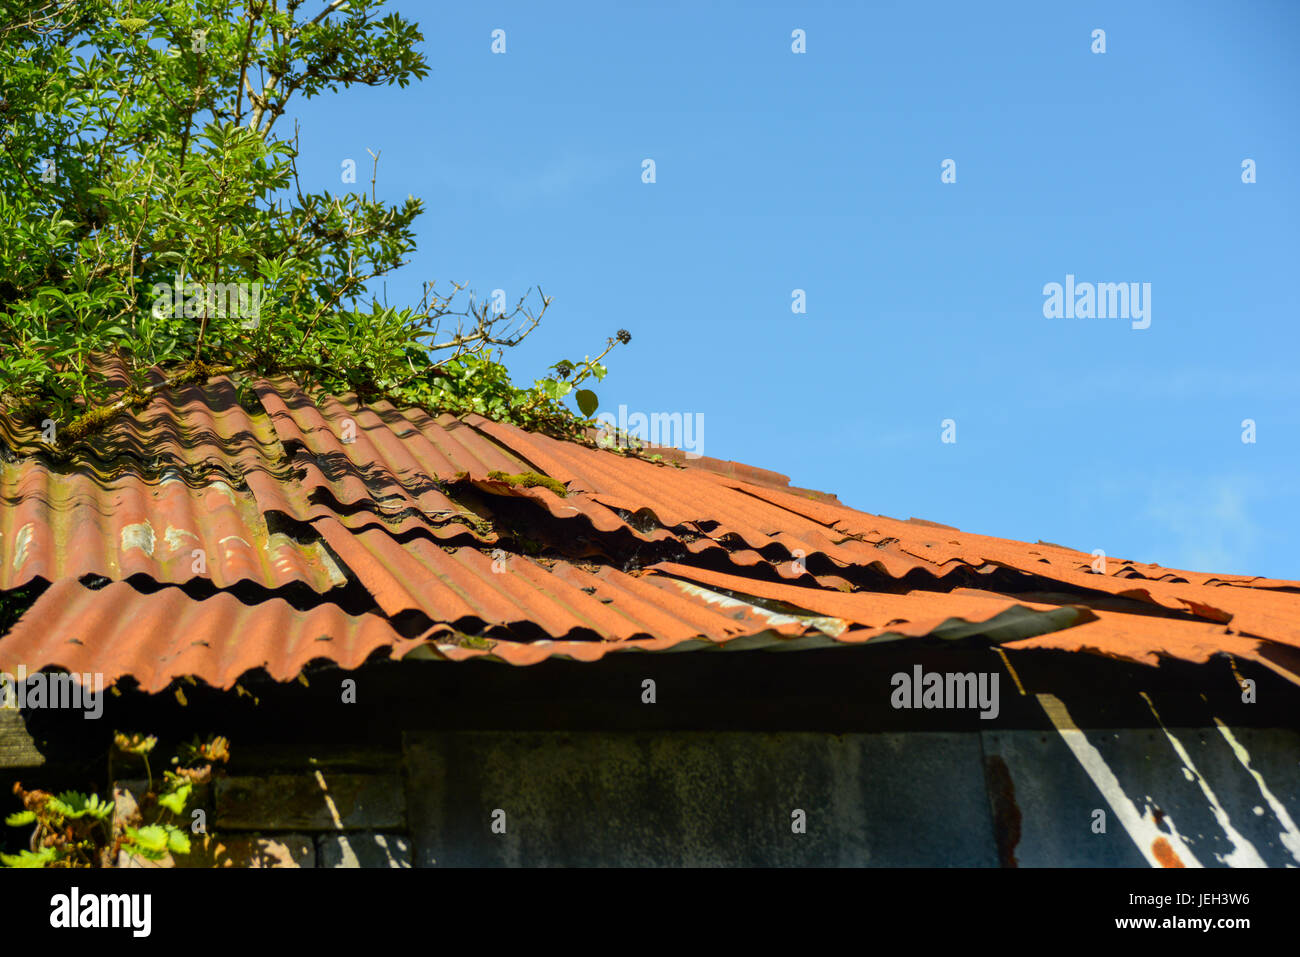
top-left (2, 366), bottom-right (1296, 691)
top-left (253, 381), bottom-right (930, 576)
top-left (311, 517), bottom-right (1078, 645)
top-left (741, 490), bottom-right (1300, 647)
top-left (1, 460), bottom-right (345, 593)
top-left (253, 381), bottom-right (521, 530)
top-left (0, 578), bottom-right (412, 693)
top-left (1, 361), bottom-right (286, 476)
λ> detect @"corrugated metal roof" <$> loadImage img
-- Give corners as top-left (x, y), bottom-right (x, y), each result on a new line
top-left (310, 518), bottom-right (1082, 645)
top-left (0, 578), bottom-right (412, 693)
top-left (3, 367), bottom-right (1298, 691)
top-left (1, 360), bottom-right (286, 476)
top-left (252, 381), bottom-right (517, 533)
top-left (1, 460), bottom-right (345, 593)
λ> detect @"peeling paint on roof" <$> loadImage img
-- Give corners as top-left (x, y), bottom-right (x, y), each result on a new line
top-left (121, 521), bottom-right (155, 556)
top-left (11, 522), bottom-right (34, 573)
top-left (163, 525), bottom-right (200, 553)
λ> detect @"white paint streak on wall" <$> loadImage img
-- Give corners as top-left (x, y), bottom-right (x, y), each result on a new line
top-left (1138, 693), bottom-right (1266, 867)
top-left (1036, 693), bottom-right (1202, 868)
top-left (1213, 717), bottom-right (1300, 865)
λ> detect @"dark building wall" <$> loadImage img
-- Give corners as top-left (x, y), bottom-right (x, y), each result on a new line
top-left (4, 643), bottom-right (1299, 866)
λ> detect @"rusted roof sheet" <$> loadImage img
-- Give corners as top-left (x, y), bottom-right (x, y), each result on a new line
top-left (1, 362), bottom-right (285, 477)
top-left (1, 460), bottom-right (345, 593)
top-left (1000, 606), bottom-right (1300, 680)
top-left (251, 383), bottom-right (935, 577)
top-left (2, 366), bottom-right (1297, 691)
top-left (0, 578), bottom-right (411, 693)
top-left (310, 517), bottom-right (1083, 646)
top-left (460, 416), bottom-right (988, 579)
top-left (252, 381), bottom-right (516, 534)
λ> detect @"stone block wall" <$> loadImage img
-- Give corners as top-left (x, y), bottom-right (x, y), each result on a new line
top-left (113, 772), bottom-right (411, 868)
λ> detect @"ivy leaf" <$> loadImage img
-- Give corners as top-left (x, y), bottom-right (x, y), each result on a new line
top-left (575, 389), bottom-right (598, 418)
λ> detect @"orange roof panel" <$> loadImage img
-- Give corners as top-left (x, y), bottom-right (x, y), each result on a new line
top-left (2, 368), bottom-right (1293, 690)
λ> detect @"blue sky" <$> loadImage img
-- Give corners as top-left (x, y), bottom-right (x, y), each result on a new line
top-left (289, 0), bottom-right (1300, 578)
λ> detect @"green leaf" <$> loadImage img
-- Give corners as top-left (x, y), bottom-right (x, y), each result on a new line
top-left (166, 827), bottom-right (192, 856)
top-left (0, 847), bottom-right (58, 868)
top-left (4, 810), bottom-right (35, 827)
top-left (48, 791), bottom-right (93, 819)
top-left (156, 780), bottom-right (192, 815)
top-left (0, 0), bottom-right (615, 446)
top-left (85, 795), bottom-right (114, 820)
top-left (575, 389), bottom-right (599, 418)
top-left (126, 824), bottom-right (169, 854)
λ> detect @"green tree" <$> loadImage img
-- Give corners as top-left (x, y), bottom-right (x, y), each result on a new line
top-left (0, 0), bottom-right (625, 447)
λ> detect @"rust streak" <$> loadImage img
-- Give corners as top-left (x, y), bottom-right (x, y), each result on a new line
top-left (1151, 837), bottom-right (1185, 868)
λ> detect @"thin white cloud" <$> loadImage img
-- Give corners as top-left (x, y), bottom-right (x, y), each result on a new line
top-left (1142, 476), bottom-right (1261, 575)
